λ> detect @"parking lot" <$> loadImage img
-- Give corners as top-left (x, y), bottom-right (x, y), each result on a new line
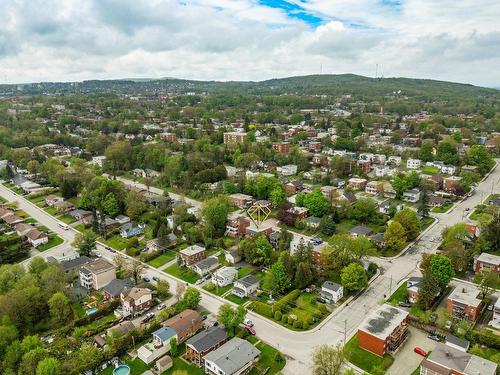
top-left (387, 327), bottom-right (436, 375)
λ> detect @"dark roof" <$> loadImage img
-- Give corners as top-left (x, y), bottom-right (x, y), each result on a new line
top-left (194, 256), bottom-right (219, 270)
top-left (186, 326), bottom-right (228, 353)
top-left (350, 225), bottom-right (373, 236)
top-left (236, 274), bottom-right (259, 288)
top-left (102, 278), bottom-right (134, 297)
top-left (446, 335), bottom-right (470, 350)
top-left (322, 281), bottom-right (342, 292)
top-left (60, 256), bottom-right (91, 272)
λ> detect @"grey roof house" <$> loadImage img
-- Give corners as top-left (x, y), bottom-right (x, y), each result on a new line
top-left (203, 337), bottom-right (260, 375)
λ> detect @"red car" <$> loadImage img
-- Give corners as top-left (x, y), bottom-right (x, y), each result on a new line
top-left (414, 347), bottom-right (427, 357)
top-left (244, 325), bottom-right (256, 335)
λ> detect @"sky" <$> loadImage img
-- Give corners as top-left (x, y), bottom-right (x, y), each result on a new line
top-left (1, 0), bottom-right (500, 87)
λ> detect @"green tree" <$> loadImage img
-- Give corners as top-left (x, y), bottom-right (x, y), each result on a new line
top-left (436, 141), bottom-right (459, 165)
top-left (430, 255), bottom-right (455, 289)
top-left (254, 236), bottom-right (273, 266)
top-left (18, 348), bottom-right (47, 375)
top-left (156, 280), bottom-right (170, 299)
top-left (384, 221), bottom-right (407, 254)
top-left (102, 192), bottom-right (120, 217)
top-left (169, 337), bottom-right (178, 357)
top-left (201, 196), bottom-right (231, 237)
top-left (180, 287), bottom-right (201, 310)
top-left (304, 189), bottom-right (329, 217)
top-left (263, 256), bottom-right (291, 297)
top-left (278, 228), bottom-right (293, 252)
top-left (393, 208), bottom-right (420, 241)
top-left (0, 318), bottom-right (18, 357)
top-left (319, 215), bottom-right (336, 236)
top-left (36, 357), bottom-right (61, 375)
top-left (419, 142), bottom-right (434, 162)
top-left (348, 198), bottom-right (378, 223)
top-left (71, 232), bottom-right (97, 257)
top-left (311, 344), bottom-right (346, 375)
top-left (418, 271), bottom-right (440, 310)
top-left (104, 141), bottom-right (132, 176)
top-left (340, 263), bottom-right (368, 292)
top-left (270, 185), bottom-right (286, 208)
top-left (217, 304), bottom-right (246, 336)
top-left (294, 261), bottom-right (314, 289)
top-left (474, 269), bottom-right (499, 300)
top-left (467, 145), bottom-right (494, 175)
top-left (48, 292), bottom-right (73, 324)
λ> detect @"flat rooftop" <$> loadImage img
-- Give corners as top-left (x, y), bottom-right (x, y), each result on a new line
top-left (359, 304), bottom-right (408, 340)
top-left (448, 285), bottom-right (481, 307)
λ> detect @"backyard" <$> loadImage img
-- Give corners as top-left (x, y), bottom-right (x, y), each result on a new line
top-left (147, 252), bottom-right (176, 268)
top-left (37, 234), bottom-right (64, 251)
top-left (431, 202), bottom-right (453, 213)
top-left (345, 334), bottom-right (394, 374)
top-left (164, 263), bottom-right (200, 283)
top-left (387, 282), bottom-right (408, 305)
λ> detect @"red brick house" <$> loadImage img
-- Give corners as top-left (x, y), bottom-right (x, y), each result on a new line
top-left (179, 245), bottom-right (206, 267)
top-left (358, 304), bottom-right (409, 357)
top-left (163, 309), bottom-right (203, 343)
top-left (225, 215), bottom-right (250, 237)
top-left (185, 326), bottom-right (228, 367)
top-left (447, 286), bottom-right (482, 321)
top-left (272, 142), bottom-right (291, 154)
top-left (229, 193), bottom-right (254, 209)
top-left (474, 253), bottom-right (500, 273)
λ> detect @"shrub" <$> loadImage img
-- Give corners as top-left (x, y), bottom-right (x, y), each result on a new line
top-left (318, 304), bottom-right (328, 314)
top-left (281, 314), bottom-right (288, 323)
top-left (287, 316), bottom-right (295, 325)
top-left (126, 247), bottom-right (139, 256)
top-left (251, 302), bottom-right (274, 318)
top-left (274, 289), bottom-right (301, 312)
top-left (302, 320), bottom-right (310, 330)
top-left (274, 311), bottom-right (282, 321)
top-left (293, 320), bottom-right (303, 329)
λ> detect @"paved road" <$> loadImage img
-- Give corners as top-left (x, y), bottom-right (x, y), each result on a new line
top-left (2, 162), bottom-right (499, 375)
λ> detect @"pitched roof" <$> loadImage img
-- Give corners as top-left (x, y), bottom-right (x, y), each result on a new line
top-left (153, 326), bottom-right (177, 342)
top-left (102, 278), bottom-right (134, 297)
top-left (236, 274), bottom-right (259, 288)
top-left (203, 337), bottom-right (260, 374)
top-left (193, 256), bottom-right (219, 270)
top-left (322, 281), bottom-right (342, 292)
top-left (163, 309), bottom-right (202, 335)
top-left (186, 326), bottom-right (228, 352)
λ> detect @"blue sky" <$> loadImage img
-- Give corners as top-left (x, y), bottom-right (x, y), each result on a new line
top-left (0, 0), bottom-right (499, 86)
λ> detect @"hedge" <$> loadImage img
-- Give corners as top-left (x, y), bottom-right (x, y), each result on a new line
top-left (251, 301), bottom-right (274, 318)
top-left (274, 311), bottom-right (282, 321)
top-left (467, 329), bottom-right (500, 350)
top-left (274, 289), bottom-right (301, 312)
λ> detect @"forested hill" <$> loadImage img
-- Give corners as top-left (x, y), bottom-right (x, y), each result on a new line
top-left (1, 74), bottom-right (498, 100)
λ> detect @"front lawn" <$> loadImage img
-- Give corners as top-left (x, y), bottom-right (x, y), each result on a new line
top-left (237, 265), bottom-right (255, 278)
top-left (59, 214), bottom-right (77, 224)
top-left (345, 334), bottom-right (394, 373)
top-left (44, 206), bottom-right (59, 216)
top-left (100, 235), bottom-right (129, 251)
top-left (421, 166), bottom-right (440, 175)
top-left (225, 293), bottom-right (246, 305)
top-left (387, 282), bottom-right (408, 305)
top-left (249, 341), bottom-right (286, 375)
top-left (431, 203), bottom-right (453, 213)
top-left (203, 282), bottom-right (232, 296)
top-left (421, 216), bottom-right (436, 230)
top-left (164, 263), bottom-right (200, 283)
top-left (147, 252), bottom-right (176, 268)
top-left (37, 234), bottom-right (64, 251)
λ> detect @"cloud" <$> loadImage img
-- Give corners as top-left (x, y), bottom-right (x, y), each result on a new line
top-left (0, 0), bottom-right (499, 87)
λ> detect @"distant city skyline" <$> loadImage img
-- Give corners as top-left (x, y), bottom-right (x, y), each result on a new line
top-left (1, 0), bottom-right (500, 87)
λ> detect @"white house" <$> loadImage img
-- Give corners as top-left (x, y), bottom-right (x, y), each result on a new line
top-left (138, 327), bottom-right (177, 364)
top-left (403, 189), bottom-right (421, 203)
top-left (276, 164), bottom-right (298, 176)
top-left (232, 275), bottom-right (259, 298)
top-left (374, 165), bottom-right (390, 177)
top-left (441, 165), bottom-right (456, 175)
top-left (191, 256), bottom-right (219, 277)
top-left (406, 159), bottom-right (421, 169)
top-left (204, 338), bottom-right (260, 375)
top-left (211, 266), bottom-right (238, 287)
top-left (320, 281), bottom-right (343, 303)
top-left (26, 229), bottom-right (49, 247)
top-left (387, 156), bottom-right (402, 166)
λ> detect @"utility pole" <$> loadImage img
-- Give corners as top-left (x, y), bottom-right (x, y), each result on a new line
top-left (389, 275), bottom-right (393, 297)
top-left (344, 319), bottom-right (347, 344)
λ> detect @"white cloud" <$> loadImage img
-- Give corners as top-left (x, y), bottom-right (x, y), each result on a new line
top-left (0, 0), bottom-right (499, 87)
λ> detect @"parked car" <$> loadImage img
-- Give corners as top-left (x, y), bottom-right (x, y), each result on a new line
top-left (142, 276), bottom-right (151, 283)
top-left (244, 325), bottom-right (256, 335)
top-left (414, 347), bottom-right (427, 357)
top-left (152, 276), bottom-right (159, 282)
top-left (487, 304), bottom-right (494, 311)
top-left (195, 279), bottom-right (204, 285)
top-left (157, 303), bottom-right (166, 310)
top-left (398, 301), bottom-right (412, 308)
top-left (142, 313), bottom-right (155, 323)
top-left (244, 319), bottom-right (254, 327)
top-left (427, 332), bottom-right (441, 342)
top-left (316, 297), bottom-right (327, 304)
top-left (212, 321), bottom-right (219, 327)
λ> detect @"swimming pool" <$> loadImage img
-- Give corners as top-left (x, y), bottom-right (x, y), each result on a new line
top-left (113, 365), bottom-right (130, 375)
top-left (85, 307), bottom-right (97, 315)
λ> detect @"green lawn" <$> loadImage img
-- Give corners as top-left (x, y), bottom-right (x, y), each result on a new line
top-left (421, 166), bottom-right (440, 175)
top-left (44, 206), bottom-right (59, 216)
top-left (164, 264), bottom-right (200, 283)
top-left (59, 214), bottom-right (77, 224)
top-left (225, 293), bottom-right (246, 305)
top-left (37, 234), bottom-right (64, 251)
top-left (237, 265), bottom-right (255, 278)
top-left (203, 282), bottom-right (232, 296)
top-left (148, 252), bottom-right (176, 268)
top-left (387, 282), bottom-right (408, 305)
top-left (411, 366), bottom-right (421, 375)
top-left (421, 216), bottom-right (436, 230)
top-left (162, 358), bottom-right (204, 375)
top-left (345, 334), bottom-right (394, 373)
top-left (99, 358), bottom-right (152, 375)
top-left (288, 293), bottom-right (324, 324)
top-left (101, 235), bottom-right (129, 251)
top-left (431, 202), bottom-right (453, 213)
top-left (249, 341), bottom-right (286, 375)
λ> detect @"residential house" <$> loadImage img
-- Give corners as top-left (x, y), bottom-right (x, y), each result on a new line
top-left (407, 159), bottom-right (421, 169)
top-left (474, 253), bottom-right (500, 273)
top-left (212, 267), bottom-right (238, 287)
top-left (58, 255), bottom-right (92, 275)
top-left (225, 251), bottom-right (242, 265)
top-left (179, 245), bottom-right (206, 267)
top-left (115, 215), bottom-right (131, 225)
top-left (163, 309), bottom-right (203, 343)
top-left (192, 256), bottom-right (219, 277)
top-left (232, 275), bottom-right (259, 298)
top-left (2, 214), bottom-right (24, 226)
top-left (225, 215), bottom-right (250, 237)
top-left (272, 142), bottom-right (291, 154)
top-left (15, 222), bottom-right (34, 236)
top-left (287, 206), bottom-right (309, 221)
top-left (428, 195), bottom-right (447, 207)
top-left (120, 222), bottom-right (145, 238)
top-left (337, 191), bottom-right (357, 205)
top-left (387, 156), bottom-right (402, 166)
top-left (447, 285), bottom-right (482, 321)
top-left (403, 189), bottom-right (421, 203)
top-left (445, 335), bottom-right (470, 352)
top-left (419, 342), bottom-right (497, 375)
top-left (160, 132), bottom-right (177, 142)
top-left (348, 177), bottom-right (367, 190)
top-left (102, 278), bottom-right (134, 300)
top-left (229, 194), bottom-right (254, 209)
top-left (443, 176), bottom-right (463, 194)
top-left (203, 337), bottom-right (260, 375)
top-left (26, 229), bottom-right (49, 247)
top-left (45, 194), bottom-right (64, 207)
top-left (374, 165), bottom-right (390, 177)
top-left (277, 165), bottom-right (298, 176)
top-left (358, 304), bottom-right (409, 356)
top-left (185, 327), bottom-right (229, 367)
top-left (350, 225), bottom-right (373, 238)
top-left (407, 277), bottom-right (422, 303)
top-left (155, 356), bottom-right (173, 373)
top-left (303, 216), bottom-right (321, 229)
top-left (441, 165), bottom-right (456, 175)
top-left (79, 259), bottom-right (116, 290)
top-left (138, 326), bottom-right (177, 364)
top-left (108, 321), bottom-right (135, 337)
top-left (285, 180), bottom-right (303, 196)
top-left (320, 281), bottom-right (343, 304)
top-left (68, 209), bottom-right (92, 221)
top-left (121, 286), bottom-right (154, 314)
top-left (223, 132), bottom-right (247, 144)
top-left (370, 232), bottom-right (386, 248)
top-left (427, 175), bottom-right (444, 190)
top-left (365, 181), bottom-right (384, 195)
top-left (144, 235), bottom-right (177, 253)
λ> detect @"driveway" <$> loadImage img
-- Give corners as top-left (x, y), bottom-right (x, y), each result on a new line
top-left (387, 327), bottom-right (436, 375)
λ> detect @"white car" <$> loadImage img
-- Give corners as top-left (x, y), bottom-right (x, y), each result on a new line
top-left (244, 319), bottom-right (254, 327)
top-left (157, 303), bottom-right (166, 310)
